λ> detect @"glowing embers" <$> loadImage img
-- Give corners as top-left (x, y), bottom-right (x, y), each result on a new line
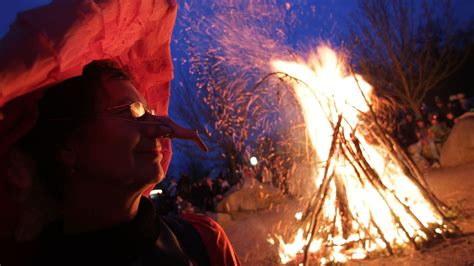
top-left (267, 46), bottom-right (459, 265)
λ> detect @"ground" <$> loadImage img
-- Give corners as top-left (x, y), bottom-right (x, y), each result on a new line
top-left (222, 163), bottom-right (474, 265)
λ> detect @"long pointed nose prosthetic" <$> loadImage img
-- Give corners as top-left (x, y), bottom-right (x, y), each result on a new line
top-left (141, 115), bottom-right (208, 152)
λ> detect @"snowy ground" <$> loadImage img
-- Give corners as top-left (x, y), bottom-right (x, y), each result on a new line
top-left (222, 163), bottom-right (474, 265)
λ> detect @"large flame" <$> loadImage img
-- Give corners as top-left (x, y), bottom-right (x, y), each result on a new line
top-left (268, 46), bottom-right (450, 264)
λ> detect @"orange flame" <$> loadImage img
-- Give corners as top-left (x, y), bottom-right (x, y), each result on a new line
top-left (268, 45), bottom-right (448, 264)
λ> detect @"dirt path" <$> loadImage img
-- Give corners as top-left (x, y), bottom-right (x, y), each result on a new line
top-left (222, 163), bottom-right (474, 265)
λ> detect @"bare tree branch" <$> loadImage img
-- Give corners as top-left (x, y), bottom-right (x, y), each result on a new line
top-left (350, 0), bottom-right (468, 118)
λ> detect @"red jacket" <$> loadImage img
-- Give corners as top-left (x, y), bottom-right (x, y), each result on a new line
top-left (183, 213), bottom-right (241, 266)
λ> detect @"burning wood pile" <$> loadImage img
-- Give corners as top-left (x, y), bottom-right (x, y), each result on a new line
top-left (266, 46), bottom-right (460, 265)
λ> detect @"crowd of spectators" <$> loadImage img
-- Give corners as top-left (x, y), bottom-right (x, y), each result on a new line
top-left (151, 173), bottom-right (231, 215)
top-left (151, 162), bottom-right (289, 215)
top-left (395, 93), bottom-right (472, 167)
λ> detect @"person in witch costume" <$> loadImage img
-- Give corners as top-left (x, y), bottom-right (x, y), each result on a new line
top-left (16, 60), bottom-right (239, 266)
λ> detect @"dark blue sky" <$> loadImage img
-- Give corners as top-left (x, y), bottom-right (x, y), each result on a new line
top-left (2, 1), bottom-right (473, 39)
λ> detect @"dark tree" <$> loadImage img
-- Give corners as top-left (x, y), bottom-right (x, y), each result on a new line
top-left (350, 0), bottom-right (469, 118)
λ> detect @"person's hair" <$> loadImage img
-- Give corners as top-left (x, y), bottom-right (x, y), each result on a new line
top-left (19, 60), bottom-right (131, 199)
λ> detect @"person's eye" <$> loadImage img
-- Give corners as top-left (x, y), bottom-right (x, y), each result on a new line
top-left (129, 102), bottom-right (146, 119)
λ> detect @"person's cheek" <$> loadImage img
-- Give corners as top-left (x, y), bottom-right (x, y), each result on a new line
top-left (94, 121), bottom-right (135, 180)
top-left (116, 127), bottom-right (141, 176)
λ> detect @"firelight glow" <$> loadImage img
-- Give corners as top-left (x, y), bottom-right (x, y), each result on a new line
top-left (267, 45), bottom-right (451, 264)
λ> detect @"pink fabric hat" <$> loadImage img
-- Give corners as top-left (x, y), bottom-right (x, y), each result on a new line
top-left (0, 1), bottom-right (181, 232)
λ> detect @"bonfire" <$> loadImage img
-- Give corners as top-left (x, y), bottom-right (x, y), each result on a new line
top-left (265, 45), bottom-right (460, 265)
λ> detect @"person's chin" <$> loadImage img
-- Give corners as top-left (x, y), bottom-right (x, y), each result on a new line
top-left (135, 155), bottom-right (164, 181)
top-left (149, 162), bottom-right (165, 183)
top-left (129, 166), bottom-right (161, 188)
top-left (155, 166), bottom-right (165, 183)
top-left (143, 166), bottom-right (163, 184)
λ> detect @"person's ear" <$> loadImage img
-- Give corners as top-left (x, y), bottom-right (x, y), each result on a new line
top-left (56, 142), bottom-right (77, 169)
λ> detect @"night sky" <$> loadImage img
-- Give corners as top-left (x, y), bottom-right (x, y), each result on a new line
top-left (2, 1), bottom-right (473, 43)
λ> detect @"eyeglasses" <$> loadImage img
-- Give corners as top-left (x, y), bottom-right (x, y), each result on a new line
top-left (46, 101), bottom-right (154, 121)
top-left (47, 101), bottom-right (175, 139)
top-left (104, 101), bottom-right (155, 119)
top-left (45, 101), bottom-right (208, 150)
top-left (102, 101), bottom-right (174, 138)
